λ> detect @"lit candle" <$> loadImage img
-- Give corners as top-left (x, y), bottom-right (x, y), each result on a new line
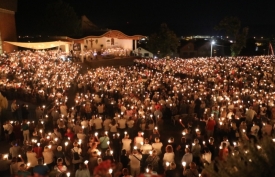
top-left (182, 162), bottom-right (186, 167)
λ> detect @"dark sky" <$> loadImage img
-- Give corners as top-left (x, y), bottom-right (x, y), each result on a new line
top-left (16, 0), bottom-right (275, 36)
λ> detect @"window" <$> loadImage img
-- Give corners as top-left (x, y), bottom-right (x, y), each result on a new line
top-left (0, 32), bottom-right (2, 54)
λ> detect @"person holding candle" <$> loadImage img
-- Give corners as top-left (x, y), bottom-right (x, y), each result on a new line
top-left (117, 115), bottom-right (127, 136)
top-left (126, 117), bottom-right (135, 139)
top-left (98, 132), bottom-right (110, 156)
top-left (109, 119), bottom-right (118, 137)
top-left (51, 128), bottom-right (63, 142)
top-left (182, 162), bottom-right (199, 177)
top-left (9, 142), bottom-right (21, 158)
top-left (53, 158), bottom-right (67, 173)
top-left (71, 142), bottom-right (83, 172)
top-left (75, 162), bottom-right (90, 177)
top-left (33, 158), bottom-right (50, 177)
top-left (43, 146), bottom-right (54, 170)
top-left (0, 154), bottom-right (11, 176)
top-left (134, 131), bottom-right (144, 150)
top-left (206, 116), bottom-right (216, 139)
top-left (129, 149), bottom-right (142, 177)
top-left (145, 150), bottom-right (160, 173)
top-left (33, 143), bottom-right (43, 159)
top-left (26, 145), bottom-right (38, 169)
top-left (17, 164), bottom-right (31, 177)
top-left (122, 134), bottom-right (132, 153)
top-left (93, 116), bottom-right (103, 131)
top-left (163, 145), bottom-right (175, 168)
top-left (54, 146), bottom-right (65, 164)
top-left (181, 147), bottom-right (193, 169)
top-left (64, 128), bottom-right (74, 143)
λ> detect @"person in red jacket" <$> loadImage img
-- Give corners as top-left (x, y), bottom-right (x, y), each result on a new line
top-left (206, 116), bottom-right (216, 138)
top-left (64, 128), bottom-right (75, 143)
top-left (219, 142), bottom-right (228, 161)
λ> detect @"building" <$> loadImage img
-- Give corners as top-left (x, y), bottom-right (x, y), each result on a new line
top-left (0, 0), bottom-right (17, 53)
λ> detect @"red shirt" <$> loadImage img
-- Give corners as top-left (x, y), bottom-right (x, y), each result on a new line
top-left (219, 148), bottom-right (228, 161)
top-left (65, 132), bottom-right (75, 142)
top-left (206, 119), bottom-right (216, 131)
top-left (33, 147), bottom-right (43, 158)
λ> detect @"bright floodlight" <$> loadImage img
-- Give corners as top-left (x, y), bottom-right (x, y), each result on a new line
top-left (211, 41), bottom-right (215, 44)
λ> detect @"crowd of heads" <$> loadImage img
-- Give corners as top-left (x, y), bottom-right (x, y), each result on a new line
top-left (2, 51), bottom-right (275, 177)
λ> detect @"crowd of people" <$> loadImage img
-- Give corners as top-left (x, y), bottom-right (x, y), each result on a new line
top-left (1, 52), bottom-right (275, 177)
top-left (0, 50), bottom-right (80, 106)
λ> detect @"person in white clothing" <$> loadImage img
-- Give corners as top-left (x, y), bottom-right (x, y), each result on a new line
top-left (122, 134), bottom-right (132, 152)
top-left (93, 117), bottom-right (103, 130)
top-left (129, 149), bottom-right (142, 177)
top-left (134, 131), bottom-right (144, 149)
top-left (26, 146), bottom-right (38, 167)
top-left (42, 146), bottom-right (54, 169)
top-left (163, 145), bottom-right (175, 167)
top-left (140, 139), bottom-right (152, 155)
top-left (60, 103), bottom-right (68, 117)
top-left (117, 117), bottom-right (127, 134)
top-left (103, 118), bottom-right (112, 131)
top-left (201, 148), bottom-right (212, 164)
top-left (152, 137), bottom-right (163, 155)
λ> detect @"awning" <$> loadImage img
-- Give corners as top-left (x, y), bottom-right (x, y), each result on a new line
top-left (4, 41), bottom-right (71, 50)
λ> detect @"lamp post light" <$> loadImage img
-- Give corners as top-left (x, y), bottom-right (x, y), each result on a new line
top-left (211, 41), bottom-right (215, 57)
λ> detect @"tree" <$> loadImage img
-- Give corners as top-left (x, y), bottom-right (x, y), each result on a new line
top-left (215, 16), bottom-right (248, 56)
top-left (204, 136), bottom-right (275, 177)
top-left (147, 23), bottom-right (179, 57)
top-left (41, 0), bottom-right (81, 36)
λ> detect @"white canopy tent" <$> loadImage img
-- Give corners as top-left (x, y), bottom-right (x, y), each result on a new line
top-left (4, 41), bottom-right (71, 52)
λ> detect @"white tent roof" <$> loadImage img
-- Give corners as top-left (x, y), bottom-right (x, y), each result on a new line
top-left (4, 41), bottom-right (71, 50)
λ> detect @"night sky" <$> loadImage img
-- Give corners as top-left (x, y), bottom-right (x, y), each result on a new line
top-left (16, 0), bottom-right (275, 36)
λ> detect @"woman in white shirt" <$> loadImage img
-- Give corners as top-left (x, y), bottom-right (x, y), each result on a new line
top-left (134, 131), bottom-right (144, 149)
top-left (26, 146), bottom-right (38, 167)
top-left (162, 145), bottom-right (175, 166)
top-left (43, 146), bottom-right (54, 170)
top-left (152, 137), bottom-right (163, 155)
top-left (122, 134), bottom-right (132, 152)
top-left (109, 119), bottom-right (118, 134)
top-left (54, 158), bottom-right (67, 173)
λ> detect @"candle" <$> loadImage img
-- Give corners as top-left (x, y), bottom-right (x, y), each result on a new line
top-left (66, 172), bottom-right (70, 177)
top-left (97, 151), bottom-right (101, 156)
top-left (84, 160), bottom-right (88, 165)
top-left (182, 162), bottom-right (186, 167)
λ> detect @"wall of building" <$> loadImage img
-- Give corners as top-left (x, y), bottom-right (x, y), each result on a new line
top-left (70, 37), bottom-right (133, 51)
top-left (0, 9), bottom-right (17, 53)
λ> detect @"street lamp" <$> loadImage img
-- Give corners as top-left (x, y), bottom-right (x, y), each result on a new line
top-left (211, 41), bottom-right (215, 57)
